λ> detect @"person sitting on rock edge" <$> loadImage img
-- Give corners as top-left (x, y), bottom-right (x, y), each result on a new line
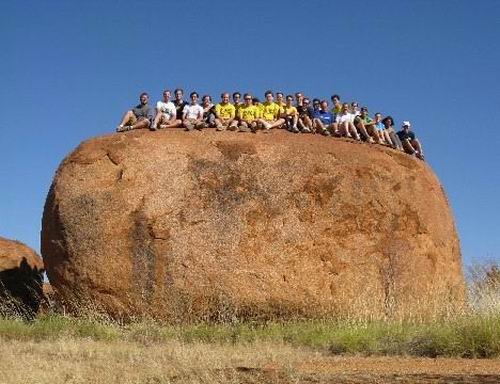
top-left (232, 92), bottom-right (242, 118)
top-left (171, 88), bottom-right (188, 128)
top-left (150, 89), bottom-right (177, 131)
top-left (382, 115), bottom-right (403, 151)
top-left (354, 107), bottom-right (379, 143)
top-left (116, 92), bottom-right (155, 132)
top-left (335, 102), bottom-right (360, 139)
top-left (374, 112), bottom-right (392, 146)
top-left (295, 93), bottom-right (313, 133)
top-left (201, 95), bottom-right (217, 128)
top-left (257, 90), bottom-right (285, 132)
top-left (396, 121), bottom-right (425, 160)
top-left (282, 95), bottom-right (299, 133)
top-left (182, 92), bottom-right (204, 131)
top-left (237, 93), bottom-right (259, 132)
top-left (215, 92), bottom-right (237, 131)
top-left (312, 100), bottom-right (334, 136)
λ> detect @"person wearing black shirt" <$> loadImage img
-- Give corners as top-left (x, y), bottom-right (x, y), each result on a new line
top-left (396, 121), bottom-right (425, 160)
top-left (295, 92), bottom-right (313, 133)
top-left (172, 88), bottom-right (189, 128)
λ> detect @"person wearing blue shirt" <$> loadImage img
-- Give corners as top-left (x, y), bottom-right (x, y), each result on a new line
top-left (312, 100), bottom-right (334, 136)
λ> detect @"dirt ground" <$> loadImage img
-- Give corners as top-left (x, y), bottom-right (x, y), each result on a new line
top-left (220, 356), bottom-right (500, 384)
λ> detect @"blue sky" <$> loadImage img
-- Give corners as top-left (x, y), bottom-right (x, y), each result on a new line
top-left (1, 0), bottom-right (499, 266)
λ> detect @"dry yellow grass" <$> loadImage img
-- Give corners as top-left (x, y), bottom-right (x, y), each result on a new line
top-left (1, 339), bottom-right (499, 384)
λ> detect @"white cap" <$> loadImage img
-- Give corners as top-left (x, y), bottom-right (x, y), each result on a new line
top-left (402, 120), bottom-right (411, 127)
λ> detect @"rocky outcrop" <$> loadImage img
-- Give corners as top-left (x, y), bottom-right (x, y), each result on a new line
top-left (42, 129), bottom-right (465, 321)
top-left (0, 236), bottom-right (44, 317)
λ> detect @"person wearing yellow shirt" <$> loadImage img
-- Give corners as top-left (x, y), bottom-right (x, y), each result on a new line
top-left (215, 92), bottom-right (237, 131)
top-left (281, 95), bottom-right (299, 133)
top-left (330, 94), bottom-right (342, 134)
top-left (275, 92), bottom-right (286, 108)
top-left (232, 92), bottom-right (242, 118)
top-left (257, 90), bottom-right (285, 132)
top-left (253, 97), bottom-right (264, 118)
top-left (237, 93), bottom-right (259, 132)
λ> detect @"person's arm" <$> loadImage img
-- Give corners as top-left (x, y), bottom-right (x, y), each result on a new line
top-left (147, 106), bottom-right (156, 122)
top-left (279, 106), bottom-right (287, 118)
top-left (182, 105), bottom-right (189, 120)
top-left (196, 106), bottom-right (203, 121)
top-left (168, 104), bottom-right (176, 123)
top-left (214, 104), bottom-right (222, 119)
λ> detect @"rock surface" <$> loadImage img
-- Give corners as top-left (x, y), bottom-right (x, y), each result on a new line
top-left (0, 236), bottom-right (44, 316)
top-left (42, 129), bottom-right (464, 320)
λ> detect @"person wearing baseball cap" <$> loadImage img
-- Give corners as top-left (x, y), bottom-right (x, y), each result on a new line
top-left (396, 121), bottom-right (425, 160)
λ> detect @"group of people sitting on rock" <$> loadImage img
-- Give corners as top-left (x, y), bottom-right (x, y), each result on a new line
top-left (116, 89), bottom-right (425, 160)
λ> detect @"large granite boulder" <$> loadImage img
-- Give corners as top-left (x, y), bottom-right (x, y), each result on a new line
top-left (42, 129), bottom-right (465, 321)
top-left (0, 236), bottom-right (44, 317)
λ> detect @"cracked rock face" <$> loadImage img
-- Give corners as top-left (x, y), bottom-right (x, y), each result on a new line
top-left (0, 236), bottom-right (44, 316)
top-left (41, 130), bottom-right (465, 321)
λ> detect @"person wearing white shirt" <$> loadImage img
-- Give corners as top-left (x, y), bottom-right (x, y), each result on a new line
top-left (151, 89), bottom-right (177, 130)
top-left (335, 103), bottom-right (361, 140)
top-left (183, 92), bottom-right (204, 131)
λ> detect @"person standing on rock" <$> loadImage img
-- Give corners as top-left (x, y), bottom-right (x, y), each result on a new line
top-left (215, 92), bottom-right (237, 131)
top-left (150, 89), bottom-right (177, 130)
top-left (257, 90), bottom-right (285, 132)
top-left (116, 92), bottom-right (155, 132)
top-left (182, 92), bottom-right (204, 131)
top-left (397, 121), bottom-right (425, 160)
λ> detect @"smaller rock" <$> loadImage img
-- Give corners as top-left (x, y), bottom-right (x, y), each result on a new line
top-left (0, 236), bottom-right (44, 318)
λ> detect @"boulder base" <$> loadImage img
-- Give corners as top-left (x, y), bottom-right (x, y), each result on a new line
top-left (0, 236), bottom-right (44, 316)
top-left (42, 129), bottom-right (464, 321)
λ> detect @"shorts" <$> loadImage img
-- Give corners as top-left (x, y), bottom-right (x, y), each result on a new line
top-left (338, 115), bottom-right (351, 124)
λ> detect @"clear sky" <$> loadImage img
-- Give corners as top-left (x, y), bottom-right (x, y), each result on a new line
top-left (1, 0), bottom-right (499, 267)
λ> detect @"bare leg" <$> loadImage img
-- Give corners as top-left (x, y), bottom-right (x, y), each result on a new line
top-left (268, 118), bottom-right (285, 130)
top-left (339, 121), bottom-right (351, 137)
top-left (302, 116), bottom-right (313, 132)
top-left (355, 121), bottom-right (372, 142)
top-left (331, 122), bottom-right (340, 135)
top-left (411, 139), bottom-right (425, 160)
top-left (389, 130), bottom-right (403, 150)
top-left (348, 122), bottom-right (361, 140)
top-left (161, 119), bottom-right (183, 128)
top-left (383, 130), bottom-right (393, 146)
top-left (313, 118), bottom-right (330, 136)
top-left (118, 111), bottom-right (135, 127)
top-left (402, 139), bottom-right (417, 155)
top-left (365, 123), bottom-right (381, 143)
top-left (131, 118), bottom-right (150, 130)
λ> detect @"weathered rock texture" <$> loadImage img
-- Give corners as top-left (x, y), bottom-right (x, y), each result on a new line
top-left (0, 236), bottom-right (44, 316)
top-left (42, 130), bottom-right (464, 321)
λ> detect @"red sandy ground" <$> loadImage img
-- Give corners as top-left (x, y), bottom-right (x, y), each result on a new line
top-left (214, 356), bottom-right (500, 384)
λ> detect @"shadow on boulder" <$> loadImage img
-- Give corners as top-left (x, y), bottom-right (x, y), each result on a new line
top-left (0, 237), bottom-right (45, 319)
